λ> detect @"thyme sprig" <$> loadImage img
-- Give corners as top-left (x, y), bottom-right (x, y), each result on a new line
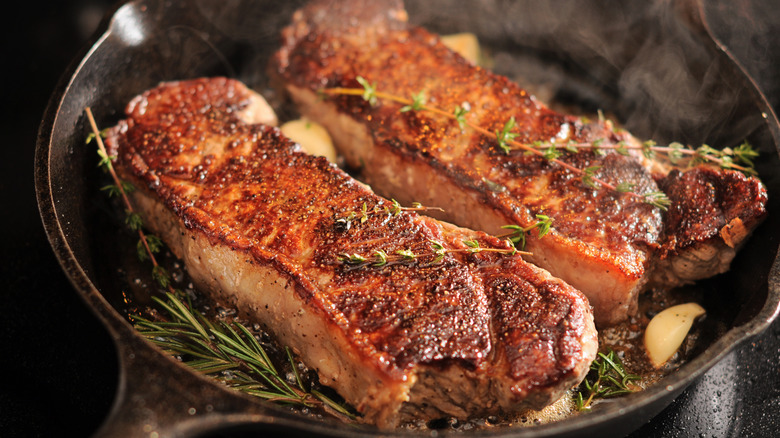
top-left (85, 108), bottom-right (356, 421)
top-left (134, 293), bottom-right (355, 420)
top-left (321, 78), bottom-right (760, 210)
top-left (338, 238), bottom-right (527, 268)
top-left (85, 108), bottom-right (170, 286)
top-left (498, 214), bottom-right (552, 250)
top-left (575, 350), bottom-right (640, 411)
top-left (334, 198), bottom-right (542, 268)
top-left (336, 199), bottom-right (444, 228)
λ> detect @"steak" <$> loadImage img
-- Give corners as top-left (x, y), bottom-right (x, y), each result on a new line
top-left (271, 0), bottom-right (768, 325)
top-left (105, 77), bottom-right (597, 427)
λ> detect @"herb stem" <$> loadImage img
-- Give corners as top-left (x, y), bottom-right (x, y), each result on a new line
top-left (85, 107), bottom-right (173, 291)
top-left (576, 350), bottom-right (640, 411)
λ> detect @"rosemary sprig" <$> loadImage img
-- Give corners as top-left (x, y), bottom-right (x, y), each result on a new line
top-left (134, 293), bottom-right (355, 420)
top-left (321, 79), bottom-right (761, 210)
top-left (575, 350), bottom-right (640, 411)
top-left (85, 108), bottom-right (356, 421)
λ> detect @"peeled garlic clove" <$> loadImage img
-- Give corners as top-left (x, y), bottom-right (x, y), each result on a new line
top-left (441, 33), bottom-right (481, 65)
top-left (280, 118), bottom-right (337, 163)
top-left (644, 302), bottom-right (706, 368)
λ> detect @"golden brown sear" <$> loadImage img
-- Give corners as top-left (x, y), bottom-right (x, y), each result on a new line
top-left (105, 77), bottom-right (597, 427)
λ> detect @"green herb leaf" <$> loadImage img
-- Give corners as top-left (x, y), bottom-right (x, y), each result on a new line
top-left (733, 140), bottom-right (759, 167)
top-left (582, 166), bottom-right (601, 189)
top-left (591, 138), bottom-right (605, 156)
top-left (338, 253), bottom-right (367, 265)
top-left (125, 211), bottom-right (144, 231)
top-left (543, 144), bottom-right (562, 161)
top-left (137, 239), bottom-right (150, 262)
top-left (152, 265), bottom-right (172, 289)
top-left (389, 199), bottom-right (402, 216)
top-left (355, 76), bottom-right (378, 107)
top-left (97, 148), bottom-right (116, 168)
top-left (86, 127), bottom-right (110, 144)
top-left (495, 117), bottom-right (518, 154)
top-left (134, 293), bottom-right (356, 420)
top-left (482, 177), bottom-right (506, 193)
top-left (372, 249), bottom-right (388, 267)
top-left (643, 191), bottom-right (672, 211)
top-left (463, 239), bottom-right (480, 251)
top-left (642, 140), bottom-right (656, 159)
top-left (454, 104), bottom-right (469, 130)
top-left (146, 234), bottom-right (164, 254)
top-left (576, 349), bottom-right (640, 411)
top-left (615, 141), bottom-right (629, 156)
top-left (396, 249), bottom-right (416, 261)
top-left (667, 142), bottom-right (685, 164)
top-left (101, 184), bottom-right (122, 198)
top-left (534, 214), bottom-right (552, 238)
top-left (400, 91), bottom-right (426, 112)
top-left (500, 224), bottom-right (526, 250)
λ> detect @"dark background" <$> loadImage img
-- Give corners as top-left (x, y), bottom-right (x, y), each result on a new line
top-left (2, 1), bottom-right (778, 437)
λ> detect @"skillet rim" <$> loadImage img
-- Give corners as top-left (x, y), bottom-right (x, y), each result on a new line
top-left (33, 0), bottom-right (780, 436)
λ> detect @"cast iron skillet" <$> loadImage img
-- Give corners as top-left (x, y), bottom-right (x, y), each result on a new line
top-left (35, 0), bottom-right (780, 436)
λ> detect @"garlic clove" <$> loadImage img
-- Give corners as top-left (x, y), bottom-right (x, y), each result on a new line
top-left (280, 118), bottom-right (338, 163)
top-left (441, 33), bottom-right (481, 65)
top-left (644, 302), bottom-right (706, 368)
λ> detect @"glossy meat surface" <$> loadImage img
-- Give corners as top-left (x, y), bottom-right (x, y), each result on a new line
top-left (272, 0), bottom-right (767, 325)
top-left (104, 77), bottom-right (597, 426)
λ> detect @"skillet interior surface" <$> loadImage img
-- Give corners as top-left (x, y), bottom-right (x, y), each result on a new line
top-left (35, 0), bottom-right (780, 436)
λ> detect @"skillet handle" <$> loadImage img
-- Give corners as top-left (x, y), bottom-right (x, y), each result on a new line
top-left (92, 327), bottom-right (277, 438)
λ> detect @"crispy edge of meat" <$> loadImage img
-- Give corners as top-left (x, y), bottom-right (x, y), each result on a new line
top-left (650, 166), bottom-right (768, 286)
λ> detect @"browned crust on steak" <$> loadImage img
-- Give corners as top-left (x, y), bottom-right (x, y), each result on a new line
top-left (271, 0), bottom-right (767, 325)
top-left (105, 77), bottom-right (597, 427)
top-left (649, 166), bottom-right (768, 285)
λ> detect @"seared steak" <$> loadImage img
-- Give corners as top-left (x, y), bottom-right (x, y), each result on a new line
top-left (105, 77), bottom-right (597, 427)
top-left (271, 0), bottom-right (768, 325)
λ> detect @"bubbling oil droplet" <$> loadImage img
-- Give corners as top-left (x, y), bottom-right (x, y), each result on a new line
top-left (509, 391), bottom-right (576, 426)
top-left (215, 306), bottom-right (236, 319)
